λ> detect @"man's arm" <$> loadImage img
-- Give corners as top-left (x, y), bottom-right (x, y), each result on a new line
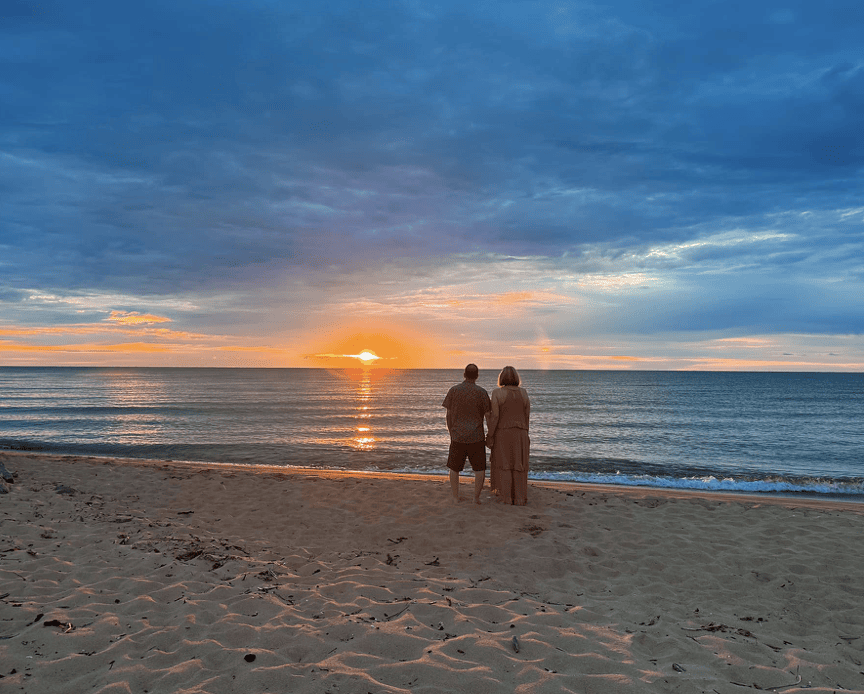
top-left (443, 389), bottom-right (454, 435)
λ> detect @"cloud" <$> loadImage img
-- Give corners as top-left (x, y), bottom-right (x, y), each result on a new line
top-left (1, 0), bottom-right (862, 367)
top-left (106, 311), bottom-right (171, 326)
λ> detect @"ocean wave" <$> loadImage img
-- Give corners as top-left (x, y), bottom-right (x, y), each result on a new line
top-left (528, 470), bottom-right (864, 498)
top-left (379, 465), bottom-right (864, 498)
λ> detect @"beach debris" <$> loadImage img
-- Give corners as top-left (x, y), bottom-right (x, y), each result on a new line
top-left (387, 537), bottom-right (407, 544)
top-left (0, 462), bottom-right (15, 483)
top-left (512, 635), bottom-right (520, 653)
top-left (54, 484), bottom-right (76, 495)
top-left (386, 554), bottom-right (397, 565)
top-left (43, 619), bottom-right (75, 633)
top-left (425, 557), bottom-right (440, 566)
top-left (177, 510), bottom-right (194, 515)
top-left (682, 623), bottom-right (755, 638)
top-left (672, 663), bottom-right (685, 672)
top-left (730, 668), bottom-right (803, 690)
top-left (244, 653), bottom-right (256, 663)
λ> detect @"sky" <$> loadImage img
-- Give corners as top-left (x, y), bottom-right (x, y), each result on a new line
top-left (1, 0), bottom-right (863, 370)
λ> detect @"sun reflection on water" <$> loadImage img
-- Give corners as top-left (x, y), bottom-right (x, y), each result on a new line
top-left (351, 368), bottom-right (376, 451)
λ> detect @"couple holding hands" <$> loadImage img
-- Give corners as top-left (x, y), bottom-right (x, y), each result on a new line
top-left (443, 363), bottom-right (531, 505)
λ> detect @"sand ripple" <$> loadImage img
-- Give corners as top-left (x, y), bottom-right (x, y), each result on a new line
top-left (2, 452), bottom-right (863, 693)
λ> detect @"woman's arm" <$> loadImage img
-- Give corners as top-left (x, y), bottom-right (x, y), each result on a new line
top-left (486, 388), bottom-right (501, 446)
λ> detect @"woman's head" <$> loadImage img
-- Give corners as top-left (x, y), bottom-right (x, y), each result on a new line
top-left (498, 365), bottom-right (520, 387)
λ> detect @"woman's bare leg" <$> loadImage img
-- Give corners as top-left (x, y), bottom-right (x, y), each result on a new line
top-left (473, 470), bottom-right (485, 504)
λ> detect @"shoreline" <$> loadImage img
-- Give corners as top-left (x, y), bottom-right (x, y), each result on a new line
top-left (3, 451), bottom-right (864, 693)
top-left (3, 449), bottom-right (863, 512)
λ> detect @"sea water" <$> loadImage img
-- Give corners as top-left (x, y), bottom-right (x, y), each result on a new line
top-left (1, 367), bottom-right (862, 498)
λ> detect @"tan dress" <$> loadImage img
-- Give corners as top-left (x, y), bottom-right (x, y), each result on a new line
top-left (487, 386), bottom-right (530, 505)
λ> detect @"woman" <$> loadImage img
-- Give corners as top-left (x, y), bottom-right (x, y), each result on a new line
top-left (486, 366), bottom-right (530, 505)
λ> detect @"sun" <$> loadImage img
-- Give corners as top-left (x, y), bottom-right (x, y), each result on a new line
top-left (351, 350), bottom-right (381, 366)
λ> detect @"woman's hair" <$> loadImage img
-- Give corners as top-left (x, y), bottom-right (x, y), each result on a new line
top-left (498, 365), bottom-right (520, 387)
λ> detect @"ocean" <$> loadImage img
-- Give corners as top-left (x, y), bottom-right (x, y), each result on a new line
top-left (1, 367), bottom-right (862, 499)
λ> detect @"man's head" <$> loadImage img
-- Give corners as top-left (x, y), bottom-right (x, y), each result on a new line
top-left (463, 363), bottom-right (479, 381)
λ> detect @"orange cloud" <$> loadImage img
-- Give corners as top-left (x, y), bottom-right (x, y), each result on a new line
top-left (493, 291), bottom-right (533, 305)
top-left (0, 324), bottom-right (218, 341)
top-left (0, 341), bottom-right (173, 353)
top-left (335, 288), bottom-right (575, 321)
top-left (107, 311), bottom-right (172, 325)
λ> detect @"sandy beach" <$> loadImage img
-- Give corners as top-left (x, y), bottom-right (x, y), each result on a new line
top-left (2, 452), bottom-right (863, 693)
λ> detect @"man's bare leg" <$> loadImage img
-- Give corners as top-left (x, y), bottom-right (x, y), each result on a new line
top-left (449, 469), bottom-right (461, 502)
top-left (473, 470), bottom-right (485, 504)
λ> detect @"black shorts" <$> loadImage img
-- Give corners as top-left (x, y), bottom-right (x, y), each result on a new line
top-left (447, 440), bottom-right (486, 472)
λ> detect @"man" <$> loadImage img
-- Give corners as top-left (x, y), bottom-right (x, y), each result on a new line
top-left (442, 363), bottom-right (492, 503)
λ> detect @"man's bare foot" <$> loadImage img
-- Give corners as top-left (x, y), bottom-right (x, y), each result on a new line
top-left (474, 496), bottom-right (482, 505)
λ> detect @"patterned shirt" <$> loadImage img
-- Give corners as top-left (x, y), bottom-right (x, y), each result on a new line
top-left (442, 380), bottom-right (492, 443)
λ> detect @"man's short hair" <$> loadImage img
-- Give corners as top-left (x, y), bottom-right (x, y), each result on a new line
top-left (464, 363), bottom-right (479, 380)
